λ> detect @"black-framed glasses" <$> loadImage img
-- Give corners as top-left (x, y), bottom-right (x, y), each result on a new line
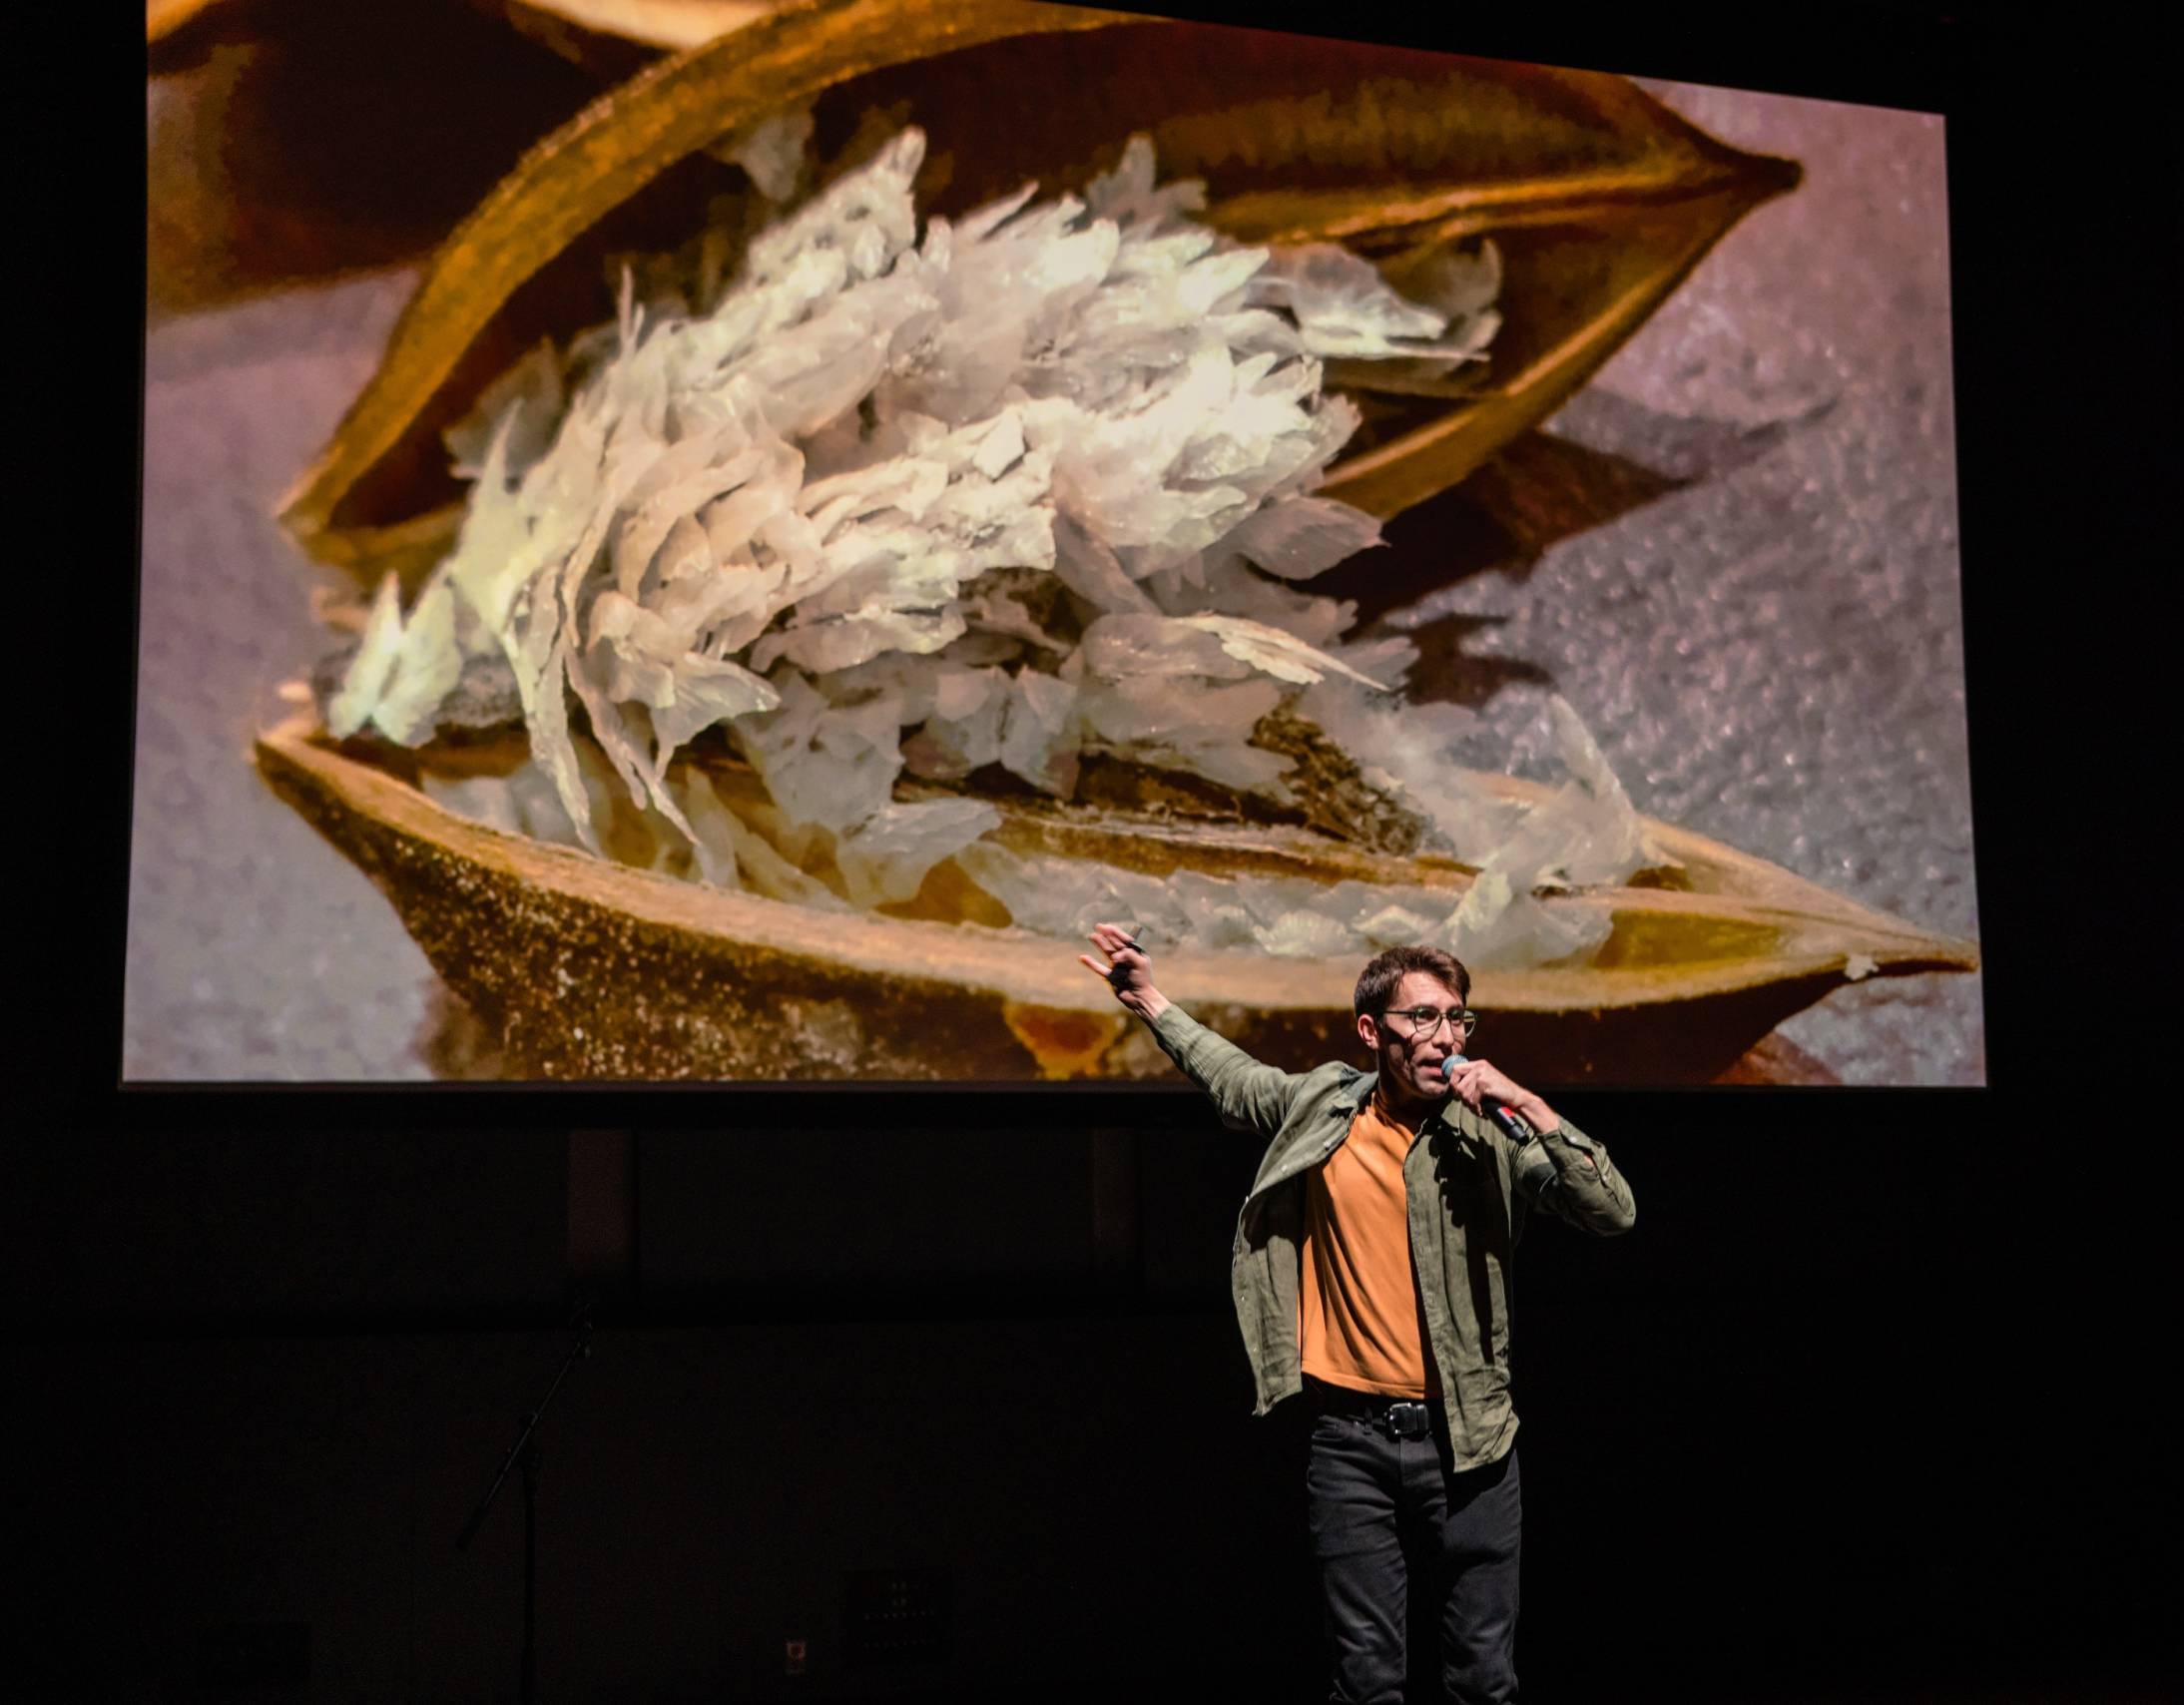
top-left (1380, 1006), bottom-right (1477, 1038)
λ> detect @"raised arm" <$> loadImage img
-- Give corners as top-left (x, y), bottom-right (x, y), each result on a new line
top-left (1080, 923), bottom-right (1302, 1137)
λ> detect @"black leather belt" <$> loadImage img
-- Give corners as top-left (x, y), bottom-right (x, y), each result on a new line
top-left (1307, 1380), bottom-right (1438, 1439)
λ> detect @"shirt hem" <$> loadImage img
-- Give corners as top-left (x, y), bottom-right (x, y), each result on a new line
top-left (1299, 1363), bottom-right (1438, 1401)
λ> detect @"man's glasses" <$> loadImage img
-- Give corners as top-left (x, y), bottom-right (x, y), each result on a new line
top-left (1380, 1006), bottom-right (1477, 1039)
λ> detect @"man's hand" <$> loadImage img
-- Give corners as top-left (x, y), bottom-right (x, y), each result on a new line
top-left (1443, 1055), bottom-right (1563, 1140)
top-left (1079, 922), bottom-right (1169, 1022)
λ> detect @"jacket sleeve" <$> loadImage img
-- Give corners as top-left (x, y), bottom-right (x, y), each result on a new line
top-left (1510, 1118), bottom-right (1636, 1235)
top-left (1144, 1005), bottom-right (1306, 1139)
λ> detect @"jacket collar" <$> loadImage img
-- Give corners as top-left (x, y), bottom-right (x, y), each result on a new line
top-left (1339, 1066), bottom-right (1464, 1141)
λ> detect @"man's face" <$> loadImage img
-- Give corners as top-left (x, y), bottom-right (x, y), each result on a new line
top-left (1361, 969), bottom-right (1469, 1104)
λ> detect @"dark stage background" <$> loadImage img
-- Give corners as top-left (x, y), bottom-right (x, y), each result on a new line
top-left (6, 1105), bottom-right (2174, 1701)
top-left (10, 5), bottom-right (2172, 1701)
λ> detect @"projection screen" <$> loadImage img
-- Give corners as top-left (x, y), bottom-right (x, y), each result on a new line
top-left (133, 0), bottom-right (1982, 1085)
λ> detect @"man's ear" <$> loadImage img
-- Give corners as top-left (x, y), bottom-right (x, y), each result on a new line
top-left (1357, 1012), bottom-right (1379, 1052)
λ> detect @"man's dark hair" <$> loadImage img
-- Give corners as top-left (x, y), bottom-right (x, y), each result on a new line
top-left (1354, 944), bottom-right (1471, 1018)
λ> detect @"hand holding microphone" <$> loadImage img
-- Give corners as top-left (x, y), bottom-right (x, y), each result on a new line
top-left (1442, 1052), bottom-right (1539, 1141)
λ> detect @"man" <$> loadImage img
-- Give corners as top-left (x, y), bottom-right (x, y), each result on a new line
top-left (1079, 925), bottom-right (1635, 1704)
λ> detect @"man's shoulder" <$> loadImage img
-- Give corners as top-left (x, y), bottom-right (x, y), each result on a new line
top-left (1293, 1058), bottom-right (1369, 1104)
top-left (1153, 1008), bottom-right (1366, 1102)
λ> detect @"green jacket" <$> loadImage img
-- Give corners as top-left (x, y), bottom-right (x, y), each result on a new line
top-left (1147, 1004), bottom-right (1637, 1469)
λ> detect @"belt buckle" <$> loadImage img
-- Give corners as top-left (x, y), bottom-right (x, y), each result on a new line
top-left (1385, 1402), bottom-right (1429, 1439)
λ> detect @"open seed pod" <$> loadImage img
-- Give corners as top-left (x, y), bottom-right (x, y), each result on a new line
top-left (255, 0), bottom-right (1976, 1082)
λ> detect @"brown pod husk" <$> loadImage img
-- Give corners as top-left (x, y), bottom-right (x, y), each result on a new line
top-left (493, 0), bottom-right (782, 52)
top-left (147, 0), bottom-right (227, 45)
top-left (256, 714), bottom-right (1976, 1082)
top-left (463, 0), bottom-right (781, 82)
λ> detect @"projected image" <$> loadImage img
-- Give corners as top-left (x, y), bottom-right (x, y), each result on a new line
top-left (135, 0), bottom-right (1981, 1084)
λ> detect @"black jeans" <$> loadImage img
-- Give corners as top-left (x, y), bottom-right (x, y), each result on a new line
top-left (1304, 1386), bottom-right (1522, 1704)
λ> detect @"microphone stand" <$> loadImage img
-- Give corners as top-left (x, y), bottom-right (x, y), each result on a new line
top-left (456, 1295), bottom-right (596, 1705)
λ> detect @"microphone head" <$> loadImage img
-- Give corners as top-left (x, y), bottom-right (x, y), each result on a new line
top-left (1441, 1052), bottom-right (1468, 1080)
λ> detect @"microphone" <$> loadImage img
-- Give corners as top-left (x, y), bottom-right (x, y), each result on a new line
top-left (1442, 1052), bottom-right (1533, 1141)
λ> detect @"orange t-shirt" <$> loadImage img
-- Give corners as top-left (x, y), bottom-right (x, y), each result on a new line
top-left (1298, 1094), bottom-right (1442, 1400)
